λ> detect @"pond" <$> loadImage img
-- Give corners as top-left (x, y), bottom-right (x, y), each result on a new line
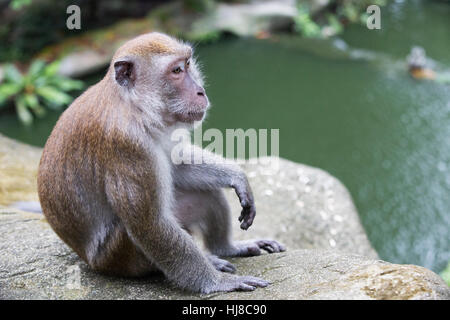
top-left (0, 0), bottom-right (449, 272)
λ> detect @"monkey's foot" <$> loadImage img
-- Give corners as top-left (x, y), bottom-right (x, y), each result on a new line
top-left (220, 239), bottom-right (286, 257)
top-left (204, 274), bottom-right (269, 293)
top-left (207, 255), bottom-right (236, 273)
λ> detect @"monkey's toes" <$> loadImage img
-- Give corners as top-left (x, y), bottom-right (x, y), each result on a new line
top-left (231, 242), bottom-right (262, 257)
top-left (236, 276), bottom-right (270, 291)
top-left (224, 275), bottom-right (269, 292)
top-left (210, 274), bottom-right (270, 293)
top-left (208, 255), bottom-right (236, 273)
top-left (255, 239), bottom-right (286, 253)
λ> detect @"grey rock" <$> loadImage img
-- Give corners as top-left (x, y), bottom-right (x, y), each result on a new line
top-left (0, 210), bottom-right (448, 300)
top-left (191, 0), bottom-right (298, 38)
top-left (0, 134), bottom-right (41, 206)
top-left (190, 0), bottom-right (330, 39)
top-left (58, 50), bottom-right (113, 78)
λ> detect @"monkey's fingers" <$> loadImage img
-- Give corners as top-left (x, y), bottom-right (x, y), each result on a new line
top-left (239, 207), bottom-right (256, 230)
top-left (255, 239), bottom-right (286, 253)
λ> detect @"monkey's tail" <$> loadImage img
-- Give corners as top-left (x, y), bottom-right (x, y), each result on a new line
top-left (9, 201), bottom-right (42, 213)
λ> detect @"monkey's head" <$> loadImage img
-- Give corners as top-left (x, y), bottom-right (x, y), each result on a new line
top-left (110, 32), bottom-right (209, 126)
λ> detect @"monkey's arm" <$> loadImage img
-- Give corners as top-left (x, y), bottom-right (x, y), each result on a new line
top-left (172, 144), bottom-right (255, 230)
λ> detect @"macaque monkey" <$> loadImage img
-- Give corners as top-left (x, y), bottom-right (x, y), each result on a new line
top-left (38, 32), bottom-right (285, 293)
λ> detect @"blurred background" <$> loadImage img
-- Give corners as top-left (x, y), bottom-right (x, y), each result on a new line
top-left (0, 0), bottom-right (449, 279)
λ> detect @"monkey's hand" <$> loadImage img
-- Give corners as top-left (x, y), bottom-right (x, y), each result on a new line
top-left (204, 274), bottom-right (269, 293)
top-left (233, 179), bottom-right (256, 230)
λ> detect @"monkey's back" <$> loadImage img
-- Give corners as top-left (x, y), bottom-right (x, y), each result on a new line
top-left (37, 80), bottom-right (153, 265)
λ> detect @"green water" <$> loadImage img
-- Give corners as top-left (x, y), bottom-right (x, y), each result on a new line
top-left (0, 0), bottom-right (449, 272)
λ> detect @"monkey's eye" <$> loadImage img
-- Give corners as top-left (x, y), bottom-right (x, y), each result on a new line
top-left (172, 67), bottom-right (183, 74)
top-left (186, 60), bottom-right (190, 67)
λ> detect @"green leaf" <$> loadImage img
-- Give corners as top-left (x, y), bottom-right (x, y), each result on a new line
top-left (36, 86), bottom-right (72, 107)
top-left (327, 14), bottom-right (343, 34)
top-left (51, 77), bottom-right (84, 91)
top-left (28, 60), bottom-right (46, 78)
top-left (44, 61), bottom-right (60, 77)
top-left (294, 4), bottom-right (321, 38)
top-left (15, 97), bottom-right (33, 126)
top-left (343, 4), bottom-right (359, 22)
top-left (3, 64), bottom-right (23, 83)
top-left (0, 83), bottom-right (23, 100)
top-left (23, 93), bottom-right (38, 108)
top-left (33, 75), bottom-right (49, 88)
top-left (32, 104), bottom-right (46, 117)
top-left (24, 93), bottom-right (46, 117)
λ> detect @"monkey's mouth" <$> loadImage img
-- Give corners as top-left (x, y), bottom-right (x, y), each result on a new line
top-left (176, 111), bottom-right (205, 123)
top-left (189, 111), bottom-right (205, 120)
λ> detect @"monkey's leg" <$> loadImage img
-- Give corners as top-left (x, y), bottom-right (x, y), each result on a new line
top-left (174, 189), bottom-right (286, 259)
top-left (86, 221), bottom-right (158, 277)
top-left (174, 189), bottom-right (236, 273)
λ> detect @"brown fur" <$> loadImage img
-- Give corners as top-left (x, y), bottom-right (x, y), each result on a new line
top-left (38, 77), bottom-right (153, 275)
top-left (113, 33), bottom-right (191, 60)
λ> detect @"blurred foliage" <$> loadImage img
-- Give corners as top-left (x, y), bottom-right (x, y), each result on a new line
top-left (337, 0), bottom-right (387, 24)
top-left (294, 0), bottom-right (387, 38)
top-left (0, 0), bottom-right (165, 62)
top-left (441, 262), bottom-right (450, 286)
top-left (188, 29), bottom-right (221, 43)
top-left (294, 3), bottom-right (322, 38)
top-left (0, 0), bottom-right (391, 62)
top-left (0, 60), bottom-right (84, 125)
top-left (182, 0), bottom-right (215, 12)
top-left (9, 0), bottom-right (31, 10)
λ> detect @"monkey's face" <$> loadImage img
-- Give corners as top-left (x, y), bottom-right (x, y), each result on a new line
top-left (112, 33), bottom-right (209, 126)
top-left (161, 56), bottom-right (209, 124)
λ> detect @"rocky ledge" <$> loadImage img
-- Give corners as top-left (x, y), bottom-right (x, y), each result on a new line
top-left (0, 134), bottom-right (448, 299)
top-left (0, 209), bottom-right (448, 300)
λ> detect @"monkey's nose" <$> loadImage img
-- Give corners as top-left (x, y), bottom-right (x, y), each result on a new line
top-left (196, 86), bottom-right (206, 96)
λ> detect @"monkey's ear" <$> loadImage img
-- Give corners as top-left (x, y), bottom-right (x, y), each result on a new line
top-left (114, 60), bottom-right (135, 87)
